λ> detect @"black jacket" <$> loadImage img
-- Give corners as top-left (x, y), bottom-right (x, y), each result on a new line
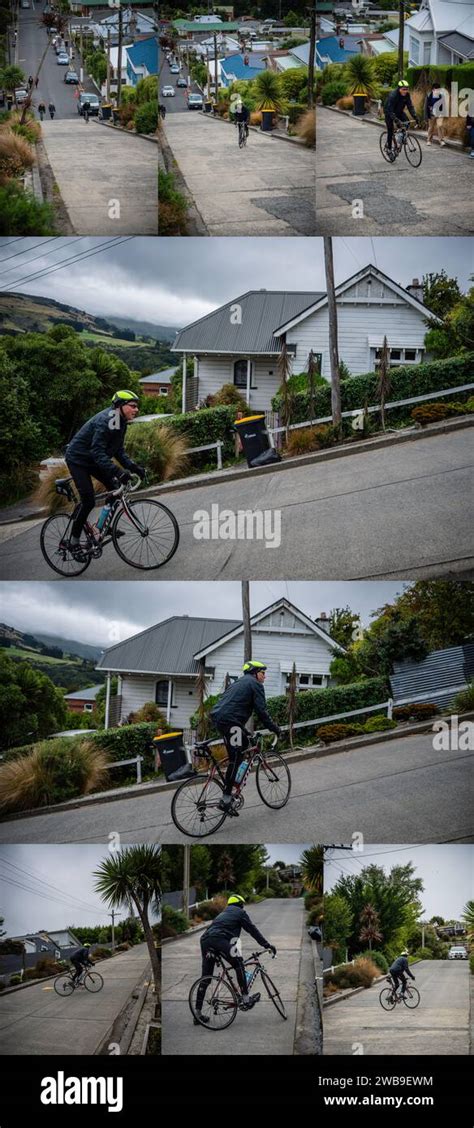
top-left (210, 672), bottom-right (279, 734)
top-left (424, 91), bottom-right (443, 119)
top-left (72, 947), bottom-right (91, 963)
top-left (203, 905), bottom-right (270, 948)
top-left (385, 89), bottom-right (417, 122)
top-left (389, 955), bottom-right (415, 978)
top-left (66, 407), bottom-right (139, 480)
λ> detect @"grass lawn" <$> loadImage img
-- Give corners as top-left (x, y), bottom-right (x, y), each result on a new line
top-left (80, 331), bottom-right (148, 348)
top-left (1, 646), bottom-right (82, 666)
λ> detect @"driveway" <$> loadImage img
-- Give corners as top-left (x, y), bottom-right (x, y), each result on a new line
top-left (324, 960), bottom-right (470, 1055)
top-left (161, 112), bottom-right (316, 235)
top-left (315, 107), bottom-right (474, 235)
top-left (0, 944), bottom-right (150, 1055)
top-left (162, 899), bottom-right (306, 1055)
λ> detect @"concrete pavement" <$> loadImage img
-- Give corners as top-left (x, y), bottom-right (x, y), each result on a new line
top-left (0, 733), bottom-right (471, 843)
top-left (161, 112), bottom-right (316, 236)
top-left (39, 120), bottom-right (158, 234)
top-left (162, 899), bottom-right (307, 1055)
top-left (0, 944), bottom-right (151, 1055)
top-left (315, 107), bottom-right (474, 235)
top-left (0, 428), bottom-right (472, 580)
top-left (324, 960), bottom-right (470, 1055)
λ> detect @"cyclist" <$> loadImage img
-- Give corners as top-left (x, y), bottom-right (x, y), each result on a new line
top-left (82, 98), bottom-right (91, 123)
top-left (193, 894), bottom-right (277, 1025)
top-left (65, 390), bottom-right (145, 558)
top-left (70, 944), bottom-right (93, 984)
top-left (384, 80), bottom-right (418, 158)
top-left (235, 99), bottom-right (250, 143)
top-left (388, 949), bottom-right (415, 998)
top-left (210, 660), bottom-right (282, 816)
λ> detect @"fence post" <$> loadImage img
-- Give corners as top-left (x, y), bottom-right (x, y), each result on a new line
top-left (137, 756), bottom-right (142, 784)
top-left (387, 697), bottom-right (393, 719)
top-left (216, 441), bottom-right (222, 470)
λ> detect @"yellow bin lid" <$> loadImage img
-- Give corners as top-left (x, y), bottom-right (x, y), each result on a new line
top-left (153, 731), bottom-right (183, 741)
top-left (234, 414), bottom-right (265, 425)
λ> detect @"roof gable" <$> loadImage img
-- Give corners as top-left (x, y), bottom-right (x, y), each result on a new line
top-left (194, 598), bottom-right (344, 659)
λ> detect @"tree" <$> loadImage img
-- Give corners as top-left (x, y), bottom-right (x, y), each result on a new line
top-left (324, 893), bottom-right (353, 960)
top-left (422, 271), bottom-right (462, 320)
top-left (389, 581), bottom-right (474, 651)
top-left (94, 845), bottom-right (161, 1002)
top-left (194, 660), bottom-right (209, 740)
top-left (429, 915), bottom-right (445, 926)
top-left (359, 903), bottom-right (382, 950)
top-left (0, 650), bottom-right (68, 750)
top-left (329, 606), bottom-right (361, 650)
top-left (0, 65), bottom-right (26, 93)
top-left (461, 899), bottom-right (474, 947)
top-left (287, 661), bottom-right (297, 750)
top-left (300, 846), bottom-right (323, 895)
top-left (333, 862), bottom-right (423, 959)
top-left (217, 852), bottom-right (235, 892)
top-left (277, 341), bottom-right (294, 442)
top-left (376, 336), bottom-right (391, 432)
top-left (424, 282), bottom-right (474, 359)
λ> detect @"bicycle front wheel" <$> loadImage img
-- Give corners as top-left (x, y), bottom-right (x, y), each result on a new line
top-left (402, 986), bottom-right (420, 1009)
top-left (83, 971), bottom-right (104, 993)
top-left (379, 130), bottom-right (393, 162)
top-left (171, 773), bottom-right (227, 838)
top-left (189, 975), bottom-right (238, 1030)
top-left (260, 969), bottom-right (287, 1019)
top-left (404, 132), bottom-right (422, 167)
top-left (40, 513), bottom-right (91, 577)
top-left (379, 987), bottom-right (396, 1011)
top-left (112, 499), bottom-right (179, 571)
top-left (54, 974), bottom-right (75, 996)
top-left (256, 751), bottom-right (291, 809)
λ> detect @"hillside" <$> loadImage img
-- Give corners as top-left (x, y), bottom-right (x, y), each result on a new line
top-left (0, 293), bottom-right (176, 373)
top-left (0, 623), bottom-right (103, 692)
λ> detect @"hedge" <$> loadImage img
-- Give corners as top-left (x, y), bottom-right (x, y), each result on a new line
top-left (92, 722), bottom-right (159, 777)
top-left (167, 404), bottom-right (238, 467)
top-left (266, 677), bottom-right (389, 729)
top-left (272, 355), bottom-right (474, 424)
top-left (407, 63), bottom-right (474, 93)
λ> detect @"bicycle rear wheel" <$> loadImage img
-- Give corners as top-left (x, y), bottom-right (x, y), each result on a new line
top-left (260, 969), bottom-right (287, 1019)
top-left (112, 499), bottom-right (179, 570)
top-left (404, 132), bottom-right (422, 167)
top-left (40, 513), bottom-right (91, 577)
top-left (83, 971), bottom-right (104, 993)
top-left (256, 751), bottom-right (291, 809)
top-left (402, 986), bottom-right (420, 1008)
top-left (54, 973), bottom-right (75, 996)
top-left (171, 773), bottom-right (227, 837)
top-left (379, 987), bottom-right (396, 1011)
top-left (189, 975), bottom-right (238, 1030)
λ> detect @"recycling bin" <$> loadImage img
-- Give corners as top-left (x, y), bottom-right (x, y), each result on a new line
top-left (234, 414), bottom-right (270, 467)
top-left (261, 109), bottom-right (274, 132)
top-left (101, 103), bottom-right (112, 121)
top-left (153, 731), bottom-right (188, 779)
top-left (352, 93), bottom-right (366, 116)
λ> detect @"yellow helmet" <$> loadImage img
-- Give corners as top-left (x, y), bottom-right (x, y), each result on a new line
top-left (228, 894), bottom-right (245, 905)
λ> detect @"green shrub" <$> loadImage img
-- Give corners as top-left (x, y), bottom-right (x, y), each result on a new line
top-left (307, 907), bottom-right (323, 926)
top-left (321, 80), bottom-right (349, 106)
top-left (0, 737), bottom-right (109, 812)
top-left (360, 949), bottom-right (388, 974)
top-left (267, 677), bottom-right (388, 733)
top-left (168, 404), bottom-right (237, 467)
top-left (91, 946), bottom-right (112, 959)
top-left (363, 715), bottom-right (397, 733)
top-left (453, 681), bottom-right (474, 713)
top-left (114, 942), bottom-right (131, 952)
top-left (393, 702), bottom-right (438, 721)
top-left (413, 947), bottom-right (433, 960)
top-left (162, 905), bottom-right (190, 937)
top-left (272, 355), bottom-right (474, 425)
top-left (9, 974), bottom-right (22, 985)
top-left (190, 896), bottom-right (227, 921)
top-left (93, 722), bottom-right (158, 777)
top-left (407, 64), bottom-right (453, 89)
top-left (158, 169), bottom-right (188, 237)
top-left (470, 952), bottom-right (474, 975)
top-left (0, 181), bottom-right (55, 235)
top-left (411, 401), bottom-right (470, 426)
top-left (287, 101), bottom-right (307, 123)
top-left (135, 100), bottom-right (158, 134)
top-left (317, 723), bottom-right (364, 744)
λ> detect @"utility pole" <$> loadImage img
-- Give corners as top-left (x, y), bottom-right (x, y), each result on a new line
top-left (307, 4), bottom-right (316, 109)
top-left (242, 581), bottom-right (253, 734)
top-left (213, 31), bottom-right (218, 103)
top-left (109, 910), bottom-right (117, 951)
top-left (398, 0), bottom-right (405, 80)
top-left (323, 237), bottom-right (341, 428)
top-left (116, 3), bottom-right (123, 107)
top-left (106, 26), bottom-right (111, 102)
top-left (182, 846), bottom-right (190, 921)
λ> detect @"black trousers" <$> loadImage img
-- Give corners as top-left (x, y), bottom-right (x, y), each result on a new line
top-left (196, 936), bottom-right (247, 1011)
top-left (66, 460), bottom-right (116, 538)
top-left (384, 110), bottom-right (409, 149)
top-left (71, 958), bottom-right (87, 981)
top-left (216, 723), bottom-right (251, 796)
top-left (391, 971), bottom-right (407, 994)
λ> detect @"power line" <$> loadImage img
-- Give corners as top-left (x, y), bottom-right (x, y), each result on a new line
top-left (0, 872), bottom-right (102, 916)
top-left (0, 237), bottom-right (60, 272)
top-left (0, 858), bottom-right (102, 914)
top-left (0, 237), bottom-right (134, 292)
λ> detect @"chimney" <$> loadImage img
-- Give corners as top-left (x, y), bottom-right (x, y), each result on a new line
top-left (406, 277), bottom-right (424, 304)
top-left (315, 612), bottom-right (330, 634)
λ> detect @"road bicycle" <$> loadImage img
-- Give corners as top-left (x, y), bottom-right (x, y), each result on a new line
top-left (54, 967), bottom-right (104, 996)
top-left (189, 948), bottom-right (287, 1029)
top-left (40, 473), bottom-right (179, 576)
top-left (238, 121), bottom-right (248, 148)
top-left (170, 733), bottom-right (291, 838)
top-left (379, 120), bottom-right (422, 168)
top-left (379, 975), bottom-right (420, 1011)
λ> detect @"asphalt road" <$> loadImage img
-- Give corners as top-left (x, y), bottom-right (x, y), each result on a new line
top-left (324, 960), bottom-right (470, 1055)
top-left (0, 944), bottom-right (150, 1055)
top-left (17, 3), bottom-right (98, 121)
top-left (160, 56), bottom-right (200, 113)
top-left (162, 899), bottom-right (306, 1055)
top-left (1, 733), bottom-right (471, 844)
top-left (0, 429), bottom-right (473, 580)
top-left (316, 107), bottom-right (474, 236)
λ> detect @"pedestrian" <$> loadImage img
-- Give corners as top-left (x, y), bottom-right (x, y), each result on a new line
top-left (28, 75), bottom-right (34, 89)
top-left (34, 75), bottom-right (39, 88)
top-left (425, 82), bottom-right (446, 146)
top-left (48, 101), bottom-right (56, 119)
top-left (466, 114), bottom-right (474, 158)
top-left (38, 100), bottom-right (46, 121)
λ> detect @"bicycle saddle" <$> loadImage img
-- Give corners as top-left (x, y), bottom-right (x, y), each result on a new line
top-left (55, 477), bottom-right (73, 486)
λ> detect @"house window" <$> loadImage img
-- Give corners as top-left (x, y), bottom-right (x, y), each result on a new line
top-left (410, 36), bottom-right (420, 64)
top-left (423, 41), bottom-right (431, 64)
top-left (204, 666), bottom-right (215, 678)
top-left (155, 680), bottom-right (172, 706)
top-left (234, 360), bottom-right (254, 388)
top-left (159, 388), bottom-right (168, 396)
top-left (374, 346), bottom-right (423, 368)
top-left (83, 703), bottom-right (93, 713)
top-left (285, 673), bottom-right (325, 693)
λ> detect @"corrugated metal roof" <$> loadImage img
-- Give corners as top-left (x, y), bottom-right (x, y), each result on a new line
top-left (97, 616), bottom-right (241, 675)
top-left (64, 684), bottom-right (103, 701)
top-left (438, 31), bottom-right (474, 59)
top-left (172, 291), bottom-right (322, 355)
top-left (390, 646), bottom-right (473, 707)
top-left (139, 367), bottom-right (175, 384)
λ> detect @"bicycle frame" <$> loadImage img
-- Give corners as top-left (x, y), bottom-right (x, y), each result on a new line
top-left (57, 477), bottom-right (146, 552)
top-left (191, 732), bottom-right (277, 798)
top-left (211, 948), bottom-right (269, 998)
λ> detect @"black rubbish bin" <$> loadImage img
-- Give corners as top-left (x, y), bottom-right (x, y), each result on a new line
top-left (101, 103), bottom-right (112, 121)
top-left (153, 731), bottom-right (188, 779)
top-left (234, 414), bottom-right (270, 467)
top-left (352, 93), bottom-right (366, 116)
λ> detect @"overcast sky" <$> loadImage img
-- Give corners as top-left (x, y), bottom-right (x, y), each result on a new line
top-left (0, 845), bottom-right (159, 937)
top-left (325, 845), bottom-right (473, 920)
top-left (0, 580), bottom-right (406, 651)
top-left (0, 237), bottom-right (470, 330)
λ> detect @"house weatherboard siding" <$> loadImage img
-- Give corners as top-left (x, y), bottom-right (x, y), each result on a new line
top-left (120, 674), bottom-right (199, 729)
top-left (195, 356), bottom-right (283, 412)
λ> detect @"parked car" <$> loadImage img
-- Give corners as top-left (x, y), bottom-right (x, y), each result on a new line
top-left (188, 93), bottom-right (203, 110)
top-left (56, 52), bottom-right (69, 65)
top-left (161, 85), bottom-right (175, 97)
top-left (448, 946), bottom-right (468, 959)
top-left (64, 70), bottom-right (79, 84)
top-left (20, 0), bottom-right (30, 7)
top-left (14, 87), bottom-right (28, 104)
top-left (169, 64), bottom-right (180, 74)
top-left (77, 92), bottom-right (100, 116)
top-left (176, 77), bottom-right (187, 88)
